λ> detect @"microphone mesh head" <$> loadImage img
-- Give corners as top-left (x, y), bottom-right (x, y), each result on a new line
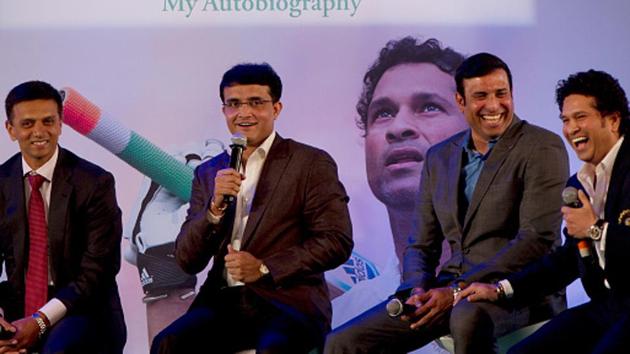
top-left (230, 134), bottom-right (247, 147)
top-left (386, 298), bottom-right (403, 317)
top-left (562, 186), bottom-right (579, 205)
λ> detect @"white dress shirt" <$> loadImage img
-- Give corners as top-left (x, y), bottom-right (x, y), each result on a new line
top-left (224, 131), bottom-right (276, 287)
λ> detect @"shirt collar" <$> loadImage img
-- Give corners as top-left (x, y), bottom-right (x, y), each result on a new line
top-left (578, 135), bottom-right (624, 183)
top-left (462, 131), bottom-right (497, 158)
top-left (22, 145), bottom-right (59, 182)
top-left (253, 131), bottom-right (276, 159)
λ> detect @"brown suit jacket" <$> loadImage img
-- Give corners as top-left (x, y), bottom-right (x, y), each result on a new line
top-left (175, 134), bottom-right (353, 334)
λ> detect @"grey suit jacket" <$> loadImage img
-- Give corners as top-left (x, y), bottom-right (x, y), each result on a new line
top-left (401, 116), bottom-right (569, 302)
top-left (175, 134), bottom-right (353, 334)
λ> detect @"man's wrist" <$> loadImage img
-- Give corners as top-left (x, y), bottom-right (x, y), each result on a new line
top-left (32, 312), bottom-right (48, 338)
top-left (450, 283), bottom-right (463, 305)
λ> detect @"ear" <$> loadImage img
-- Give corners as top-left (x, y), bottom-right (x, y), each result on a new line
top-left (5, 120), bottom-right (17, 141)
top-left (606, 111), bottom-right (621, 134)
top-left (455, 93), bottom-right (465, 112)
top-left (273, 101), bottom-right (283, 119)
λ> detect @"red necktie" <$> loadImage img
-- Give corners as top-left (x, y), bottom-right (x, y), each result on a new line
top-left (24, 174), bottom-right (48, 316)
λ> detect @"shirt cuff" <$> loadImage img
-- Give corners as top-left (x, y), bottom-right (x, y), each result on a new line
top-left (206, 209), bottom-right (223, 224)
top-left (598, 222), bottom-right (609, 252)
top-left (499, 279), bottom-right (514, 299)
top-left (39, 298), bottom-right (67, 326)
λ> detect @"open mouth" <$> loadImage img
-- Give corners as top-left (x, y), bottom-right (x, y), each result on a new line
top-left (31, 140), bottom-right (49, 147)
top-left (572, 136), bottom-right (588, 149)
top-left (385, 149), bottom-right (424, 167)
top-left (481, 113), bottom-right (502, 122)
top-left (236, 122), bottom-right (257, 127)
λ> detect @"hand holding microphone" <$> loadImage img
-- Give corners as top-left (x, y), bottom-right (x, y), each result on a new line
top-left (561, 186), bottom-right (598, 257)
top-left (211, 134), bottom-right (247, 214)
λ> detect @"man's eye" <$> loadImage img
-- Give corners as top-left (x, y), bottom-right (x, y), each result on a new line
top-left (419, 103), bottom-right (444, 113)
top-left (250, 100), bottom-right (264, 107)
top-left (370, 109), bottom-right (395, 123)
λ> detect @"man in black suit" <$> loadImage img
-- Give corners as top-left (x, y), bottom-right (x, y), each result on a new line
top-left (459, 69), bottom-right (630, 353)
top-left (151, 63), bottom-right (353, 353)
top-left (0, 81), bottom-right (126, 353)
top-left (325, 53), bottom-right (569, 354)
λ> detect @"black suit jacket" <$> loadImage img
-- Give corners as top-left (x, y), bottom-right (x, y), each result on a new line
top-left (0, 148), bottom-right (124, 326)
top-left (508, 136), bottom-right (630, 304)
top-left (175, 134), bottom-right (353, 334)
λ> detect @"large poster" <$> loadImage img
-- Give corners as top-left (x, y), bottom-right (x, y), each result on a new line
top-left (1, 1), bottom-right (629, 352)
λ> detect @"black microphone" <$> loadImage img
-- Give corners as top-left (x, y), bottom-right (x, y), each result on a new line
top-left (224, 134), bottom-right (247, 205)
top-left (562, 186), bottom-right (590, 258)
top-left (386, 296), bottom-right (416, 318)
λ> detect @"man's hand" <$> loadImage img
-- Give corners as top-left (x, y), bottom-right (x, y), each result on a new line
top-left (224, 245), bottom-right (265, 283)
top-left (211, 168), bottom-right (244, 213)
top-left (0, 317), bottom-right (40, 354)
top-left (561, 190), bottom-right (597, 238)
top-left (455, 282), bottom-right (499, 304)
top-left (402, 287), bottom-right (453, 330)
top-left (0, 317), bottom-right (21, 354)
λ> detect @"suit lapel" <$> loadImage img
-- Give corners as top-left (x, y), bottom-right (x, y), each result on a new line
top-left (47, 149), bottom-right (73, 284)
top-left (7, 157), bottom-right (27, 276)
top-left (447, 135), bottom-right (466, 233)
top-left (606, 137), bottom-right (630, 220)
top-left (240, 135), bottom-right (291, 249)
top-left (463, 117), bottom-right (523, 230)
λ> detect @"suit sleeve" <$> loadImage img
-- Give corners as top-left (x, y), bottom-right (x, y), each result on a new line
top-left (175, 164), bottom-right (226, 275)
top-left (260, 151), bottom-right (353, 285)
top-left (400, 159), bottom-right (443, 292)
top-left (55, 172), bottom-right (122, 312)
top-left (506, 237), bottom-right (580, 304)
top-left (460, 133), bottom-right (570, 284)
top-left (604, 189), bottom-right (630, 290)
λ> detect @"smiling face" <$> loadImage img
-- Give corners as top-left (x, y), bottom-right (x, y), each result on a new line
top-left (456, 69), bottom-right (514, 152)
top-left (222, 84), bottom-right (282, 150)
top-left (561, 94), bottom-right (621, 166)
top-left (6, 99), bottom-right (62, 170)
top-left (365, 63), bottom-right (467, 209)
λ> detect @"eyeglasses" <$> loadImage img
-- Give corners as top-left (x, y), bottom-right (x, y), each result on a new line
top-left (222, 99), bottom-right (273, 111)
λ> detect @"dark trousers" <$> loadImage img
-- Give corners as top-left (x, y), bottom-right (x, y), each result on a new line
top-left (509, 297), bottom-right (630, 354)
top-left (39, 311), bottom-right (126, 354)
top-left (151, 286), bottom-right (322, 354)
top-left (325, 298), bottom-right (532, 354)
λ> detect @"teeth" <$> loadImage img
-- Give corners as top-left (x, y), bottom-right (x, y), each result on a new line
top-left (572, 136), bottom-right (588, 144)
top-left (238, 122), bottom-right (255, 126)
top-left (482, 114), bottom-right (501, 121)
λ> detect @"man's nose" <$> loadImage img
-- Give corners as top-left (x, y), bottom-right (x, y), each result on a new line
top-left (385, 113), bottom-right (419, 143)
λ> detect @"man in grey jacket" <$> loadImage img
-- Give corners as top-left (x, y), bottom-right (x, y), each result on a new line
top-left (325, 53), bottom-right (568, 354)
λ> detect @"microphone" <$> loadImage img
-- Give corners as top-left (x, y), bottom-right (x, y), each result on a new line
top-left (224, 134), bottom-right (247, 205)
top-left (562, 186), bottom-right (590, 258)
top-left (386, 296), bottom-right (416, 318)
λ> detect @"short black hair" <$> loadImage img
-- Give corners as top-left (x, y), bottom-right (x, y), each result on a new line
top-left (219, 62), bottom-right (282, 103)
top-left (5, 80), bottom-right (62, 121)
top-left (556, 69), bottom-right (629, 135)
top-left (455, 52), bottom-right (512, 97)
top-left (357, 37), bottom-right (465, 134)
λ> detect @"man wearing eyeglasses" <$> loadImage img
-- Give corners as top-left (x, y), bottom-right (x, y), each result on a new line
top-left (151, 62), bottom-right (353, 353)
